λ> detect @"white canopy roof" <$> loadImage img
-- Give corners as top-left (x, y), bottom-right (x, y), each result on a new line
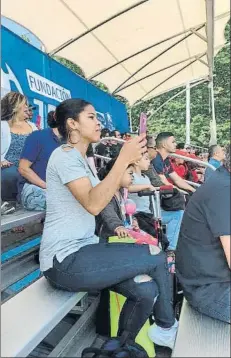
top-left (2, 0), bottom-right (230, 104)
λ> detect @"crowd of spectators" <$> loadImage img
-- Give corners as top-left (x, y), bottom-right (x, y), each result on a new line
top-left (1, 91), bottom-right (230, 353)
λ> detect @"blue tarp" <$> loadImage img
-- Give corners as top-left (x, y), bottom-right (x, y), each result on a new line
top-left (1, 26), bottom-right (129, 132)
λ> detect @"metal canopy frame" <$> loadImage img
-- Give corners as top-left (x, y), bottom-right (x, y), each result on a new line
top-left (46, 3), bottom-right (228, 104)
top-left (49, 0), bottom-right (148, 56)
top-left (44, 3), bottom-right (229, 120)
top-left (131, 40), bottom-right (229, 108)
top-left (5, 0), bottom-right (227, 145)
top-left (147, 77), bottom-right (208, 121)
top-left (115, 48), bottom-right (209, 95)
top-left (111, 25), bottom-right (205, 95)
top-left (132, 75), bottom-right (210, 109)
top-left (134, 55), bottom-right (201, 103)
top-left (47, 0), bottom-right (225, 146)
top-left (88, 21), bottom-right (210, 80)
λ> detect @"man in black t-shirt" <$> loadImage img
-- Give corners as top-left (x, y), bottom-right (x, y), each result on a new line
top-left (152, 132), bottom-right (195, 193)
top-left (176, 144), bottom-right (231, 323)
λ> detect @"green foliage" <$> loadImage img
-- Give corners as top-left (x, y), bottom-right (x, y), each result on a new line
top-left (114, 95), bottom-right (129, 107)
top-left (52, 56), bottom-right (86, 78)
top-left (21, 34), bottom-right (30, 43)
top-left (89, 80), bottom-right (109, 93)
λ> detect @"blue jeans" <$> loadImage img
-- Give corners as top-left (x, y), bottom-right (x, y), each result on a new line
top-left (1, 165), bottom-right (19, 201)
top-left (161, 210), bottom-right (184, 250)
top-left (44, 242), bottom-right (175, 339)
top-left (21, 183), bottom-right (46, 211)
top-left (184, 282), bottom-right (230, 324)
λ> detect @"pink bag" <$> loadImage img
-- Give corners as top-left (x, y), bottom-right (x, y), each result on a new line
top-left (126, 229), bottom-right (158, 246)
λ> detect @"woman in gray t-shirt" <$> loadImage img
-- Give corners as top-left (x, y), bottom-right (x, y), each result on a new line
top-left (40, 99), bottom-right (177, 349)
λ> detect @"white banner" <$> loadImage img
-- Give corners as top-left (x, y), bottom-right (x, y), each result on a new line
top-left (26, 69), bottom-right (71, 102)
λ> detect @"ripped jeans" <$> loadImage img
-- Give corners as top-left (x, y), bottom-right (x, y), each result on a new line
top-left (43, 242), bottom-right (175, 339)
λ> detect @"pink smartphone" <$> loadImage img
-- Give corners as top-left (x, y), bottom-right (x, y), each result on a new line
top-left (139, 112), bottom-right (147, 134)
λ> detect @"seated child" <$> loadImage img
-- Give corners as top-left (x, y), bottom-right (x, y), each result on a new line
top-left (97, 159), bottom-right (157, 244)
top-left (128, 153), bottom-right (184, 251)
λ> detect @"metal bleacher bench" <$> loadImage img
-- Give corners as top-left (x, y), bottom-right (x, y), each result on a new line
top-left (1, 209), bottom-right (92, 357)
top-left (1, 208), bottom-right (45, 232)
top-left (1, 277), bottom-right (88, 357)
top-left (173, 300), bottom-right (231, 357)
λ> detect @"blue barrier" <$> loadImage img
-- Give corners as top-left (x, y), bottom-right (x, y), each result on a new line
top-left (1, 26), bottom-right (129, 133)
top-left (8, 269), bottom-right (41, 292)
top-left (1, 237), bottom-right (41, 264)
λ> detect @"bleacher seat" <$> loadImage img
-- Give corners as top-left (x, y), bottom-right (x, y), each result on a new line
top-left (1, 208), bottom-right (45, 233)
top-left (1, 277), bottom-right (87, 357)
top-left (173, 300), bottom-right (230, 357)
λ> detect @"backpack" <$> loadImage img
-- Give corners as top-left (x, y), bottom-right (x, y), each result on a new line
top-left (81, 337), bottom-right (149, 358)
top-left (161, 188), bottom-right (185, 211)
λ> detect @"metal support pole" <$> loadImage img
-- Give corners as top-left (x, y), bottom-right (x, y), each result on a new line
top-left (209, 80), bottom-right (217, 145)
top-left (185, 82), bottom-right (191, 146)
top-left (146, 78), bottom-right (207, 121)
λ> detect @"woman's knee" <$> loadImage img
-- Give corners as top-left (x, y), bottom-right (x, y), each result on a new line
top-left (133, 277), bottom-right (159, 307)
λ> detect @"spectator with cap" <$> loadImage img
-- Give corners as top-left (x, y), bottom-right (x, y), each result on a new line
top-left (176, 144), bottom-right (231, 324)
top-left (204, 144), bottom-right (225, 181)
top-left (152, 132), bottom-right (195, 193)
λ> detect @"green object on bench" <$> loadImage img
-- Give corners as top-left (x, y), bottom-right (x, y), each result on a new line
top-left (108, 236), bottom-right (155, 357)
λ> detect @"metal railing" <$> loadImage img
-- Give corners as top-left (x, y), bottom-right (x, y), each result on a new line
top-left (169, 153), bottom-right (216, 170)
top-left (185, 180), bottom-right (201, 188)
top-left (100, 137), bottom-right (125, 144)
top-left (94, 154), bottom-right (111, 162)
top-left (99, 137), bottom-right (216, 171)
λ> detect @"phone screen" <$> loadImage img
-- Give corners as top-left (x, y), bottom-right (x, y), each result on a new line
top-left (139, 112), bottom-right (147, 134)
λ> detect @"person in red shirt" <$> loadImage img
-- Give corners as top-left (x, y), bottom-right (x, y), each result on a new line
top-left (171, 157), bottom-right (188, 179)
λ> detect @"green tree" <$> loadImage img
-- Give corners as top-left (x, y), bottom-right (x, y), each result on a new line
top-left (89, 79), bottom-right (110, 93)
top-left (21, 34), bottom-right (30, 43)
top-left (52, 56), bottom-right (86, 78)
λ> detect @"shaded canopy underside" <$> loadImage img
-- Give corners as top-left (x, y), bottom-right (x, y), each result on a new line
top-left (2, 0), bottom-right (230, 104)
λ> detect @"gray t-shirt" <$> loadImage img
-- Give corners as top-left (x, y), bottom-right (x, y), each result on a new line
top-left (39, 145), bottom-right (100, 272)
top-left (128, 173), bottom-right (151, 214)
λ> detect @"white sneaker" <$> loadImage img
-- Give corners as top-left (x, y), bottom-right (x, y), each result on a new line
top-left (1, 202), bottom-right (15, 215)
top-left (148, 319), bottom-right (178, 350)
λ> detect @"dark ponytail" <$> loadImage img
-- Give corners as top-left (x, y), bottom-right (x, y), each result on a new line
top-left (98, 159), bottom-right (117, 180)
top-left (47, 111), bottom-right (57, 128)
top-left (55, 99), bottom-right (91, 141)
top-left (98, 158), bottom-right (134, 181)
